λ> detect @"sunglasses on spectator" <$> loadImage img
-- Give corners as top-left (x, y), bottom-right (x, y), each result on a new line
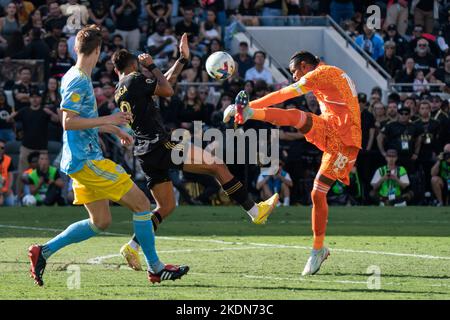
top-left (399, 112), bottom-right (410, 115)
top-left (199, 91), bottom-right (208, 95)
top-left (418, 43), bottom-right (428, 47)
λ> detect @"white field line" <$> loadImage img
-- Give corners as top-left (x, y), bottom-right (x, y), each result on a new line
top-left (86, 246), bottom-right (269, 265)
top-left (2, 224), bottom-right (450, 261)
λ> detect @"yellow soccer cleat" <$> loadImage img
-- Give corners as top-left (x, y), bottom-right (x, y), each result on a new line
top-left (120, 243), bottom-right (142, 271)
top-left (253, 193), bottom-right (279, 225)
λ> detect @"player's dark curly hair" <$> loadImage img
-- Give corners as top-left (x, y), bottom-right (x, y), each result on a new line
top-left (111, 49), bottom-right (137, 72)
top-left (289, 51), bottom-right (320, 69)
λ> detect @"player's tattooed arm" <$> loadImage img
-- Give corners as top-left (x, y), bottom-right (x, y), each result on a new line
top-left (164, 33), bottom-right (190, 85)
top-left (138, 53), bottom-right (174, 97)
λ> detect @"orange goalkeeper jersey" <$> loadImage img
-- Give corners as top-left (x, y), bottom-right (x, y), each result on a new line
top-left (250, 64), bottom-right (362, 149)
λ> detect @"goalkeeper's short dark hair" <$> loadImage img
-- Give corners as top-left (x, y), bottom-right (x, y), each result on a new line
top-left (290, 51), bottom-right (320, 68)
top-left (111, 49), bottom-right (137, 72)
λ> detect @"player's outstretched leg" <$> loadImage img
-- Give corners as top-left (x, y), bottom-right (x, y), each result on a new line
top-left (120, 184), bottom-right (189, 282)
top-left (302, 175), bottom-right (333, 276)
top-left (28, 201), bottom-right (109, 286)
top-left (183, 144), bottom-right (279, 225)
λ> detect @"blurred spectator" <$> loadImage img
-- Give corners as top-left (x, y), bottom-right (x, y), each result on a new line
top-left (383, 23), bottom-right (407, 57)
top-left (330, 0), bottom-right (354, 25)
top-left (259, 0), bottom-right (284, 26)
top-left (0, 138), bottom-right (14, 206)
top-left (377, 105), bottom-right (422, 172)
top-left (206, 37), bottom-right (223, 56)
top-left (44, 1), bottom-right (66, 34)
top-left (245, 51), bottom-right (273, 85)
top-left (177, 86), bottom-right (209, 129)
top-left (355, 23), bottom-right (384, 60)
top-left (181, 54), bottom-right (208, 82)
top-left (395, 57), bottom-right (415, 91)
top-left (377, 40), bottom-right (403, 77)
top-left (60, 0), bottom-right (89, 28)
top-left (256, 162), bottom-right (292, 206)
top-left (22, 9), bottom-right (44, 35)
top-left (201, 0), bottom-right (226, 27)
top-left (434, 53), bottom-right (450, 94)
top-left (233, 41), bottom-right (254, 79)
top-left (0, 90), bottom-right (15, 142)
top-left (97, 82), bottom-right (118, 116)
top-left (113, 0), bottom-right (141, 51)
top-left (373, 101), bottom-right (389, 131)
top-left (414, 100), bottom-right (440, 197)
top-left (412, 38), bottom-right (437, 81)
top-left (430, 95), bottom-right (450, 149)
top-left (408, 24), bottom-right (440, 57)
top-left (16, 28), bottom-right (51, 78)
top-left (431, 143), bottom-right (450, 206)
top-left (243, 79), bottom-right (255, 99)
top-left (200, 9), bottom-right (222, 46)
top-left (86, 0), bottom-right (113, 29)
top-left (236, 0), bottom-right (260, 26)
top-left (14, 0), bottom-right (35, 26)
top-left (328, 166), bottom-right (362, 206)
top-left (146, 18), bottom-right (176, 68)
top-left (0, 2), bottom-right (20, 52)
top-left (42, 77), bottom-right (62, 142)
top-left (175, 6), bottom-right (199, 45)
top-left (25, 152), bottom-right (65, 206)
top-left (370, 148), bottom-right (413, 206)
top-left (12, 66), bottom-right (33, 110)
top-left (49, 38), bottom-right (75, 80)
top-left (412, 0), bottom-right (435, 34)
top-left (413, 70), bottom-right (429, 94)
top-left (146, 1), bottom-right (172, 23)
top-left (21, 150), bottom-right (39, 196)
top-left (8, 87), bottom-right (59, 196)
top-left (383, 1), bottom-right (408, 36)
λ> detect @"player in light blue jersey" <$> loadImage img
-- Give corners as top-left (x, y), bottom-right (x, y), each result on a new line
top-left (28, 25), bottom-right (189, 286)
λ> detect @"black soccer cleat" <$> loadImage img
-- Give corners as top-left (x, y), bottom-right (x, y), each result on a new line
top-left (148, 264), bottom-right (190, 284)
top-left (28, 245), bottom-right (47, 286)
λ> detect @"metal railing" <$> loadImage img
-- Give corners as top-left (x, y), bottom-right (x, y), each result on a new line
top-left (326, 16), bottom-right (392, 82)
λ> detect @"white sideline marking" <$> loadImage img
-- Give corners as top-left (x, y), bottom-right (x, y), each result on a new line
top-left (86, 246), bottom-right (268, 265)
top-left (2, 224), bottom-right (450, 261)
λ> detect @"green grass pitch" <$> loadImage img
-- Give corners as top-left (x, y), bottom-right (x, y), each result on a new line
top-left (0, 205), bottom-right (449, 300)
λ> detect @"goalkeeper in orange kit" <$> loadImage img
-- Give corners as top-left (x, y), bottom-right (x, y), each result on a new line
top-left (224, 51), bottom-right (362, 275)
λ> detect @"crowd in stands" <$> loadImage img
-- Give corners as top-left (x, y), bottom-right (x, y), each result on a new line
top-left (0, 0), bottom-right (449, 207)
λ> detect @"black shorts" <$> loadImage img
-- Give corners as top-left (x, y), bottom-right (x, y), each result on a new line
top-left (138, 141), bottom-right (186, 189)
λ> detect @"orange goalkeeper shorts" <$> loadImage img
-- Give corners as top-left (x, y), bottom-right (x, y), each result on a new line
top-left (304, 114), bottom-right (360, 185)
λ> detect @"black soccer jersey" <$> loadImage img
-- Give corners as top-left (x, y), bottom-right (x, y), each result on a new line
top-left (115, 72), bottom-right (170, 156)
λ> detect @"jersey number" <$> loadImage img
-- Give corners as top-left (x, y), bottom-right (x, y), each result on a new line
top-left (341, 73), bottom-right (357, 97)
top-left (120, 101), bottom-right (133, 124)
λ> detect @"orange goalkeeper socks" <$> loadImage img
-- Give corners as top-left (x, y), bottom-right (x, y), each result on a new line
top-left (311, 180), bottom-right (330, 250)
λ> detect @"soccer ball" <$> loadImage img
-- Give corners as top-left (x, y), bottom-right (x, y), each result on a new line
top-left (205, 51), bottom-right (236, 80)
top-left (22, 195), bottom-right (37, 207)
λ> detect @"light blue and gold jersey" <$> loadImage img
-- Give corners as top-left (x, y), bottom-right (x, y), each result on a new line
top-left (60, 66), bottom-right (103, 175)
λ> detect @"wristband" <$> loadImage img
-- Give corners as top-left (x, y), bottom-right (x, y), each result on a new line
top-left (178, 57), bottom-right (189, 64)
top-left (147, 63), bottom-right (157, 71)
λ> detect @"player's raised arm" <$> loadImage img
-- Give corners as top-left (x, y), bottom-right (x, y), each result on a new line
top-left (164, 33), bottom-right (190, 85)
top-left (138, 53), bottom-right (174, 97)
